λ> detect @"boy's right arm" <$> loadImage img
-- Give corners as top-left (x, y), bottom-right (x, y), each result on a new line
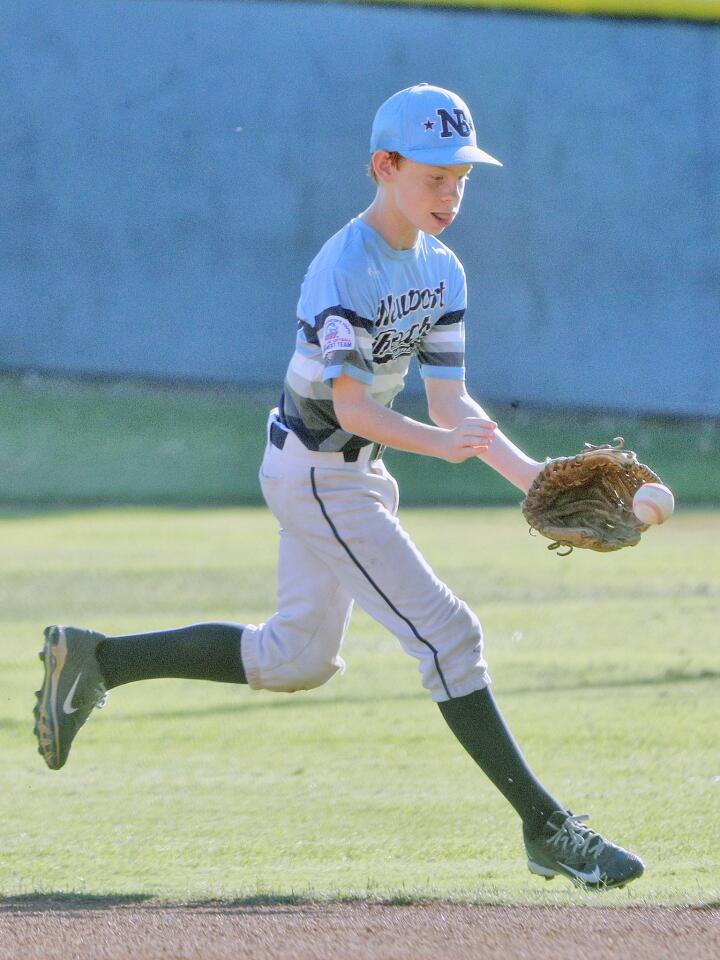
top-left (425, 377), bottom-right (542, 492)
top-left (332, 373), bottom-right (496, 463)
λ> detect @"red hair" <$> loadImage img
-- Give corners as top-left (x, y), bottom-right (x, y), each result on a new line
top-left (368, 151), bottom-right (404, 184)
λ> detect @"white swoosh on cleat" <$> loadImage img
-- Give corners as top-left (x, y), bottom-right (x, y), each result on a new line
top-left (62, 673), bottom-right (83, 715)
top-left (559, 863), bottom-right (602, 886)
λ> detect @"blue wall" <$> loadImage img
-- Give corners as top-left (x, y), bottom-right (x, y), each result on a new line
top-left (2, 0), bottom-right (719, 414)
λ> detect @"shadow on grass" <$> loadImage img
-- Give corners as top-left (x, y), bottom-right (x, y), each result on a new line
top-left (117, 667), bottom-right (720, 723)
top-left (501, 667), bottom-right (720, 698)
top-left (3, 893), bottom-right (718, 914)
top-left (2, 669), bottom-right (719, 733)
top-left (0, 892), bottom-right (157, 913)
top-left (0, 892), bottom-right (359, 915)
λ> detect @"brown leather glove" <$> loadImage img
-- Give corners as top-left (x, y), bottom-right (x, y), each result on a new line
top-left (522, 438), bottom-right (662, 555)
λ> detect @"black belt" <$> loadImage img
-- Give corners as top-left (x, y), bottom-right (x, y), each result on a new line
top-left (270, 421), bottom-right (383, 462)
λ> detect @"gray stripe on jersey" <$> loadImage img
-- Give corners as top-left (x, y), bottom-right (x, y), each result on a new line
top-left (282, 361), bottom-right (406, 452)
top-left (286, 364), bottom-right (332, 401)
top-left (282, 384), bottom-right (360, 452)
top-left (415, 351), bottom-right (465, 368)
top-left (416, 315), bottom-right (465, 370)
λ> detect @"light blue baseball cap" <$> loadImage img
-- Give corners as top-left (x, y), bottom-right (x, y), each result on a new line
top-left (370, 83), bottom-right (502, 167)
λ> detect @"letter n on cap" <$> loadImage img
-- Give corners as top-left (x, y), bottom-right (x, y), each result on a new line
top-left (437, 108), bottom-right (472, 139)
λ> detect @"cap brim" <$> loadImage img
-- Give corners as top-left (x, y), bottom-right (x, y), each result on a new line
top-left (400, 144), bottom-right (502, 167)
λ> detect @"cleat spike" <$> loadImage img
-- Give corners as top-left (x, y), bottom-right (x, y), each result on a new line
top-left (39, 650), bottom-right (45, 662)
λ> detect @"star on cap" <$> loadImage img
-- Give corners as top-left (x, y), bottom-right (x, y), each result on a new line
top-left (423, 119), bottom-right (435, 131)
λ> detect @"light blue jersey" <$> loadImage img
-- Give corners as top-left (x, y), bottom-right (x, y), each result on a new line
top-left (280, 217), bottom-right (466, 453)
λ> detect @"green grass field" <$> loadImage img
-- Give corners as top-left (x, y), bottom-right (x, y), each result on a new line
top-left (1, 505), bottom-right (718, 905)
top-left (1, 373), bottom-right (719, 506)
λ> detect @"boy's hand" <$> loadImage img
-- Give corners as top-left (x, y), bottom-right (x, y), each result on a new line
top-left (438, 417), bottom-right (497, 463)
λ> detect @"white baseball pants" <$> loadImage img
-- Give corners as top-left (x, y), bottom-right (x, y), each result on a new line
top-left (241, 413), bottom-right (490, 702)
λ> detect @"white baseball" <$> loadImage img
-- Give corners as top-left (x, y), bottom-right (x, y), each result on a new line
top-left (632, 483), bottom-right (675, 525)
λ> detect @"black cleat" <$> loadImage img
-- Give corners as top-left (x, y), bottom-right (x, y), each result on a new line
top-left (33, 625), bottom-right (108, 770)
top-left (524, 811), bottom-right (645, 891)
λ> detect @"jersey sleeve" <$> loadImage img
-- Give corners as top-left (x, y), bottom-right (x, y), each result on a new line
top-left (416, 257), bottom-right (466, 381)
top-left (297, 267), bottom-right (376, 386)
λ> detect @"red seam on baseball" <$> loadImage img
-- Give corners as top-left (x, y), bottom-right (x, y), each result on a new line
top-left (641, 499), bottom-right (664, 523)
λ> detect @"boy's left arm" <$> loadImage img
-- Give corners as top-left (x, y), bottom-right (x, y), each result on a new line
top-left (425, 378), bottom-right (542, 493)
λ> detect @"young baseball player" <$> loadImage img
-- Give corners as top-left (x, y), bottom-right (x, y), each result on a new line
top-left (34, 84), bottom-right (644, 891)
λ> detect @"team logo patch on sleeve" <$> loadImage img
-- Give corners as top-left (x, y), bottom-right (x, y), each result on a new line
top-left (321, 316), bottom-right (355, 356)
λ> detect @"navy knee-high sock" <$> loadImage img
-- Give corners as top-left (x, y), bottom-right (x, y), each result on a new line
top-left (96, 622), bottom-right (246, 689)
top-left (439, 687), bottom-right (565, 838)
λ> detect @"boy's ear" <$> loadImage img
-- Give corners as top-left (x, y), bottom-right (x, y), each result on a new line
top-left (371, 150), bottom-right (395, 183)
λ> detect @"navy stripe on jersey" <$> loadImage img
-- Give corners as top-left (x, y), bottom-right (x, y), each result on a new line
top-left (314, 304), bottom-right (374, 334)
top-left (434, 309), bottom-right (465, 327)
top-left (416, 350), bottom-right (465, 368)
top-left (298, 319), bottom-right (319, 345)
top-left (281, 385), bottom-right (371, 454)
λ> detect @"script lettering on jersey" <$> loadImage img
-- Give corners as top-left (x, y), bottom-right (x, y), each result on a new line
top-left (373, 316), bottom-right (433, 365)
top-left (375, 281), bottom-right (446, 329)
top-left (437, 108), bottom-right (472, 140)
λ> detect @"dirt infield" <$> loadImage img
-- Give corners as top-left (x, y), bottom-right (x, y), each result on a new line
top-left (1, 899), bottom-right (718, 960)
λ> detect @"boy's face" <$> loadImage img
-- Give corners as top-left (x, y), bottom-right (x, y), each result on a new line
top-left (378, 154), bottom-right (472, 236)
